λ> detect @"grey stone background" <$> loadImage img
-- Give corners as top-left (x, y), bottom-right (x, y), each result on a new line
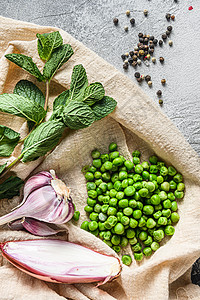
top-left (0, 0), bottom-right (199, 155)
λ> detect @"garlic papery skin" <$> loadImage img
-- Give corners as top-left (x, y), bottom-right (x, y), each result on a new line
top-left (0, 239), bottom-right (121, 284)
top-left (0, 170), bottom-right (74, 226)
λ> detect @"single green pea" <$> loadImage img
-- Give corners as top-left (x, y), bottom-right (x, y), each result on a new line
top-left (86, 182), bottom-right (96, 191)
top-left (121, 216), bottom-right (130, 226)
top-left (134, 252), bottom-right (143, 261)
top-left (152, 180), bottom-right (158, 190)
top-left (107, 207), bottom-right (117, 216)
top-left (119, 166), bottom-right (127, 172)
top-left (160, 182), bottom-right (170, 192)
top-left (120, 236), bottom-right (129, 247)
top-left (117, 211), bottom-right (124, 222)
top-left (143, 235), bottom-right (153, 246)
top-left (132, 157), bottom-right (140, 165)
top-left (171, 212), bottom-right (180, 223)
top-left (162, 209), bottom-right (171, 218)
top-left (88, 221), bottom-right (98, 231)
top-left (91, 228), bottom-right (99, 236)
top-left (126, 228), bottom-right (136, 239)
top-left (111, 173), bottom-right (119, 183)
top-left (143, 247), bottom-right (152, 256)
top-left (136, 201), bottom-right (143, 211)
top-left (156, 161), bottom-right (165, 170)
top-left (146, 218), bottom-right (156, 228)
top-left (129, 237), bottom-right (138, 245)
top-left (168, 166), bottom-right (177, 176)
top-left (138, 217), bottom-right (146, 227)
top-left (113, 245), bottom-right (121, 253)
top-left (84, 205), bottom-right (93, 213)
top-left (94, 204), bottom-right (101, 213)
top-left (89, 166), bottom-right (97, 174)
top-left (142, 171), bottom-right (150, 180)
top-left (156, 176), bottom-right (163, 185)
top-left (150, 194), bottom-right (160, 205)
top-left (124, 186), bottom-right (135, 197)
top-left (119, 171), bottom-right (128, 181)
top-left (103, 240), bottom-right (112, 247)
top-left (153, 229), bottom-right (164, 242)
top-left (134, 191), bottom-right (141, 201)
top-left (120, 155), bottom-right (126, 163)
top-left (100, 165), bottom-right (106, 173)
top-left (141, 161), bottom-right (150, 170)
top-left (114, 181), bottom-right (123, 191)
top-left (149, 155), bottom-right (158, 165)
top-left (160, 166), bottom-right (168, 176)
top-left (100, 154), bottom-right (109, 163)
top-left (133, 174), bottom-right (143, 182)
top-left (135, 164), bottom-right (143, 174)
top-left (109, 198), bottom-right (118, 207)
top-left (154, 204), bottom-right (163, 211)
top-left (162, 199), bottom-right (171, 209)
top-left (139, 188), bottom-right (149, 198)
top-left (99, 182), bottom-right (107, 193)
top-left (104, 231), bottom-right (112, 240)
top-left (168, 192), bottom-right (175, 201)
top-left (114, 223), bottom-right (125, 235)
top-left (128, 173), bottom-right (134, 179)
top-left (109, 151), bottom-right (119, 161)
top-left (149, 174), bottom-right (157, 181)
top-left (174, 190), bottom-right (184, 199)
top-left (150, 165), bottom-right (158, 174)
top-left (111, 235), bottom-right (121, 245)
top-left (106, 182), bottom-right (113, 190)
top-left (123, 207), bottom-right (133, 216)
top-left (91, 149), bottom-right (101, 159)
top-left (157, 217), bottom-right (168, 226)
top-left (89, 212), bottom-right (99, 222)
top-left (132, 150), bottom-right (141, 157)
top-left (122, 179), bottom-right (129, 189)
top-left (81, 165), bottom-right (90, 174)
top-left (109, 189), bottom-right (117, 198)
top-left (151, 241), bottom-right (160, 251)
top-left (146, 182), bottom-right (156, 193)
top-left (122, 255), bottom-right (132, 266)
top-left (133, 182), bottom-right (143, 190)
top-left (143, 205), bottom-right (154, 215)
top-left (171, 201), bottom-right (178, 212)
top-left (139, 231), bottom-right (148, 241)
top-left (129, 218), bottom-right (138, 228)
top-left (85, 172), bottom-right (94, 182)
top-left (96, 188), bottom-right (102, 196)
top-left (158, 191), bottom-right (168, 201)
top-left (99, 212), bottom-right (107, 223)
top-left (112, 165), bottom-right (118, 172)
top-left (103, 161), bottom-right (112, 171)
top-left (105, 216), bottom-right (118, 229)
top-left (87, 198), bottom-right (96, 207)
top-left (124, 160), bottom-right (134, 170)
top-left (101, 204), bottom-right (109, 213)
top-left (133, 210), bottom-right (142, 219)
top-left (153, 211), bottom-right (162, 219)
top-left (99, 231), bottom-right (105, 239)
top-left (113, 157), bottom-right (123, 166)
top-left (88, 190), bottom-right (98, 199)
top-left (92, 159), bottom-right (102, 169)
top-left (173, 173), bottom-right (183, 183)
top-left (118, 199), bottom-right (129, 208)
top-left (169, 180), bottom-right (177, 190)
top-left (102, 196), bottom-right (110, 204)
top-left (167, 219), bottom-right (172, 225)
top-left (98, 195), bottom-right (104, 202)
top-left (128, 179), bottom-right (134, 186)
top-left (129, 199), bottom-right (137, 209)
top-left (109, 142), bottom-right (117, 152)
top-left (101, 172), bottom-right (110, 182)
top-left (80, 220), bottom-right (89, 231)
top-left (165, 225), bottom-right (175, 236)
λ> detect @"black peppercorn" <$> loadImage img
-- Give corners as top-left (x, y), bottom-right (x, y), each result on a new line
top-left (149, 49), bottom-right (154, 54)
top-left (153, 39), bottom-right (158, 45)
top-left (113, 18), bottom-right (119, 25)
top-left (144, 45), bottom-right (149, 51)
top-left (149, 36), bottom-right (154, 41)
top-left (159, 99), bottom-right (163, 105)
top-left (159, 40), bottom-right (163, 46)
top-left (128, 57), bottom-right (134, 64)
top-left (145, 75), bottom-right (151, 82)
top-left (138, 33), bottom-right (143, 38)
top-left (123, 63), bottom-right (128, 69)
top-left (129, 51), bottom-right (134, 57)
top-left (133, 55), bottom-right (138, 61)
top-left (159, 57), bottom-right (164, 63)
top-left (167, 25), bottom-right (173, 31)
top-left (121, 54), bottom-right (126, 60)
top-left (134, 72), bottom-right (140, 78)
top-left (166, 30), bottom-right (170, 36)
top-left (130, 18), bottom-right (135, 25)
top-left (132, 61), bottom-right (138, 67)
top-left (166, 13), bottom-right (171, 21)
top-left (149, 44), bottom-right (154, 49)
top-left (139, 38), bottom-right (144, 43)
top-left (137, 77), bottom-right (143, 83)
top-left (157, 90), bottom-right (162, 97)
top-left (162, 34), bottom-right (167, 40)
top-left (144, 38), bottom-right (148, 44)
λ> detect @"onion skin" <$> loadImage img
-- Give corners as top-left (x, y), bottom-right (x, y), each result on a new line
top-left (0, 239), bottom-right (121, 284)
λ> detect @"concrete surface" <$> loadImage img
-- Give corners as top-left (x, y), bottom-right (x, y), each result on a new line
top-left (0, 0), bottom-right (199, 155)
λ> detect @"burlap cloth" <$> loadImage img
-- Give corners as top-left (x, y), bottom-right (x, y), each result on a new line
top-left (0, 16), bottom-right (200, 300)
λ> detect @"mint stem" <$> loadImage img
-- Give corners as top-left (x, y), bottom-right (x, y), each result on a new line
top-left (0, 153), bottom-right (24, 179)
top-left (44, 80), bottom-right (50, 111)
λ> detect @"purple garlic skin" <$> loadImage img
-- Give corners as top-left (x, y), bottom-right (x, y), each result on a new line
top-left (0, 170), bottom-right (74, 227)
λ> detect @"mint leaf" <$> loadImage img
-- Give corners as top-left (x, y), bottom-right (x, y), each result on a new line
top-left (36, 31), bottom-right (63, 61)
top-left (50, 105), bottom-right (64, 122)
top-left (53, 90), bottom-right (69, 110)
top-left (43, 44), bottom-right (74, 81)
top-left (82, 82), bottom-right (105, 105)
top-left (14, 80), bottom-right (45, 107)
top-left (22, 120), bottom-right (65, 162)
top-left (5, 54), bottom-right (44, 82)
top-left (0, 163), bottom-right (7, 175)
top-left (68, 64), bottom-right (88, 102)
top-left (0, 94), bottom-right (46, 124)
top-left (0, 176), bottom-right (24, 200)
top-left (0, 125), bottom-right (20, 157)
top-left (91, 96), bottom-right (117, 120)
top-left (62, 101), bottom-right (95, 130)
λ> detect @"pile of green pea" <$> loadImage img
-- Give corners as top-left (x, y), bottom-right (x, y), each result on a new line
top-left (81, 143), bottom-right (184, 264)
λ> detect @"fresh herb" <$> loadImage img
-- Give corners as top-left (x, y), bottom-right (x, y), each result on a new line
top-left (0, 163), bottom-right (7, 175)
top-left (36, 31), bottom-right (63, 61)
top-left (91, 96), bottom-right (117, 120)
top-left (0, 125), bottom-right (20, 157)
top-left (0, 176), bottom-right (24, 199)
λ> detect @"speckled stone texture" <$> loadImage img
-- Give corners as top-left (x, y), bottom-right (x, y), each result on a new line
top-left (0, 0), bottom-right (199, 155)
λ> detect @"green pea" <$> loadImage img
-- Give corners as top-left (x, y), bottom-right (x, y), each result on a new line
top-left (135, 164), bottom-right (143, 174)
top-left (153, 211), bottom-right (162, 219)
top-left (151, 241), bottom-right (160, 251)
top-left (169, 180), bottom-right (177, 190)
top-left (124, 186), bottom-right (135, 197)
top-left (113, 245), bottom-right (121, 253)
top-left (109, 142), bottom-right (117, 152)
top-left (116, 212), bottom-right (123, 222)
top-left (165, 225), bottom-right (175, 236)
top-left (98, 212), bottom-right (107, 223)
top-left (103, 240), bottom-right (112, 247)
top-left (171, 201), bottom-right (178, 212)
top-left (114, 181), bottom-right (123, 191)
top-left (120, 237), bottom-right (129, 247)
top-left (173, 173), bottom-right (183, 183)
top-left (129, 237), bottom-right (138, 245)
top-left (134, 191), bottom-right (141, 201)
top-left (168, 192), bottom-right (175, 201)
top-left (150, 165), bottom-right (158, 174)
top-left (98, 195), bottom-right (104, 202)
top-left (92, 159), bottom-right (102, 169)
top-left (139, 188), bottom-right (149, 198)
top-left (132, 157), bottom-right (140, 165)
top-left (149, 174), bottom-right (157, 181)
top-left (103, 162), bottom-right (112, 171)
top-left (128, 173), bottom-right (134, 179)
top-left (96, 188), bottom-right (102, 196)
top-left (86, 182), bottom-right (96, 191)
top-left (141, 161), bottom-right (150, 170)
top-left (142, 171), bottom-right (150, 180)
top-left (87, 198), bottom-right (96, 207)
top-left (124, 160), bottom-right (134, 170)
top-left (107, 207), bottom-right (117, 216)
top-left (163, 199), bottom-right (172, 209)
top-left (157, 162), bottom-right (165, 170)
top-left (162, 209), bottom-right (171, 218)
top-left (153, 229), bottom-right (164, 242)
top-left (102, 196), bottom-right (110, 204)
top-left (88, 190), bottom-right (97, 199)
top-left (121, 216), bottom-right (130, 226)
top-left (104, 231), bottom-right (112, 240)
top-left (143, 235), bottom-right (153, 246)
top-left (154, 204), bottom-right (162, 211)
top-left (84, 205), bottom-right (93, 213)
top-left (123, 207), bottom-right (133, 216)
top-left (85, 172), bottom-right (94, 181)
top-left (160, 166), bottom-right (168, 176)
top-left (91, 228), bottom-right (99, 236)
top-left (100, 154), bottom-right (109, 163)
top-left (94, 171), bottom-right (102, 179)
top-left (128, 179), bottom-right (134, 186)
top-left (143, 205), bottom-right (154, 215)
top-left (122, 179), bottom-right (129, 189)
top-left (118, 199), bottom-right (129, 208)
top-left (89, 166), bottom-right (97, 174)
top-left (94, 204), bottom-right (101, 213)
top-left (126, 228), bottom-right (136, 239)
top-left (99, 231), bottom-right (105, 239)
top-left (101, 204), bottom-right (109, 213)
top-left (109, 151), bottom-right (120, 161)
top-left (129, 199), bottom-right (137, 209)
top-left (129, 218), bottom-right (138, 228)
top-left (157, 217), bottom-right (167, 226)
top-left (111, 173), bottom-right (119, 183)
top-left (109, 198), bottom-right (118, 207)
top-left (136, 202), bottom-right (143, 211)
top-left (95, 180), bottom-right (103, 188)
top-left (109, 189), bottom-right (117, 198)
top-left (89, 212), bottom-right (99, 222)
top-left (91, 149), bottom-right (101, 159)
top-left (132, 150), bottom-right (141, 157)
top-left (119, 166), bottom-right (127, 172)
top-left (138, 217), bottom-right (146, 227)
top-left (113, 157), bottom-right (123, 166)
top-left (111, 235), bottom-right (121, 245)
top-left (133, 174), bottom-right (143, 182)
top-left (88, 221), bottom-right (98, 231)
top-left (114, 223), bottom-right (125, 235)
top-left (146, 218), bottom-right (156, 228)
top-left (149, 155), bottom-right (158, 165)
top-left (158, 191), bottom-right (168, 201)
top-left (105, 216), bottom-right (117, 229)
top-left (133, 210), bottom-right (142, 219)
top-left (118, 171), bottom-right (127, 181)
top-left (146, 182), bottom-right (156, 193)
top-left (80, 221), bottom-right (89, 231)
top-left (101, 172), bottom-right (110, 182)
top-left (160, 182), bottom-right (170, 192)
top-left (171, 212), bottom-right (180, 223)
top-left (99, 182), bottom-right (107, 193)
top-left (150, 194), bottom-right (160, 205)
top-left (122, 255), bottom-right (132, 265)
top-left (157, 175), bottom-right (164, 184)
top-left (167, 219), bottom-right (172, 225)
top-left (143, 247), bottom-right (152, 256)
top-left (174, 190), bottom-right (184, 199)
top-left (134, 252), bottom-right (143, 261)
top-left (168, 166), bottom-right (177, 176)
top-left (139, 231), bottom-right (148, 241)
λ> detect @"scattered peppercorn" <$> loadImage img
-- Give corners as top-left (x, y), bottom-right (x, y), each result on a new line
top-left (134, 72), bottom-right (140, 78)
top-left (149, 49), bottom-right (154, 54)
top-left (139, 37), bottom-right (144, 43)
top-left (129, 51), bottom-right (134, 57)
top-left (130, 18), bottom-right (135, 25)
top-left (125, 52), bottom-right (129, 57)
top-left (148, 81), bottom-right (152, 86)
top-left (137, 77), bottom-right (143, 83)
top-left (137, 59), bottom-right (141, 65)
top-left (159, 40), bottom-right (163, 46)
top-left (123, 63), bottom-right (128, 70)
top-left (162, 34), bottom-right (167, 40)
top-left (159, 57), bottom-right (164, 63)
top-left (126, 10), bottom-right (130, 16)
top-left (144, 9), bottom-right (148, 16)
top-left (121, 54), bottom-right (126, 60)
top-left (167, 25), bottom-right (172, 31)
top-left (124, 59), bottom-right (128, 64)
top-left (161, 79), bottom-right (166, 85)
top-left (128, 57), bottom-right (134, 64)
top-left (132, 61), bottom-right (137, 67)
top-left (124, 26), bottom-right (128, 31)
top-left (159, 99), bottom-right (163, 105)
top-left (169, 40), bottom-right (173, 46)
top-left (138, 33), bottom-right (143, 38)
top-left (153, 39), bottom-right (158, 45)
top-left (152, 57), bottom-right (156, 63)
top-left (145, 75), bottom-right (151, 82)
top-left (149, 36), bottom-right (154, 41)
top-left (166, 13), bottom-right (171, 21)
top-left (171, 15), bottom-right (175, 20)
top-left (166, 30), bottom-right (170, 36)
top-left (133, 55), bottom-right (138, 61)
top-left (113, 18), bottom-right (119, 25)
top-left (139, 50), bottom-right (144, 56)
top-left (157, 90), bottom-right (162, 97)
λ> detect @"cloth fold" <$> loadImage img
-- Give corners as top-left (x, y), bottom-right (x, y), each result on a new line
top-left (0, 15), bottom-right (200, 300)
